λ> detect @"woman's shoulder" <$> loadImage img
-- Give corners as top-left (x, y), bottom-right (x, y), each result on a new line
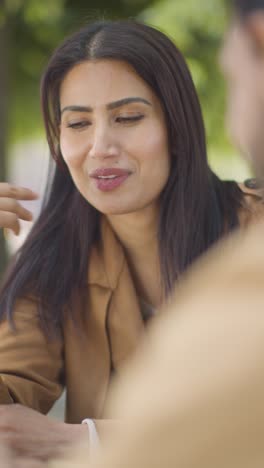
top-left (238, 178), bottom-right (264, 228)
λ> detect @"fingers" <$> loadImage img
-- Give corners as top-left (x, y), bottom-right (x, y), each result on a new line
top-left (12, 458), bottom-right (45, 468)
top-left (0, 198), bottom-right (33, 222)
top-left (1, 213), bottom-right (21, 236)
top-left (0, 446), bottom-right (45, 468)
top-left (0, 183), bottom-right (39, 235)
top-left (0, 183), bottom-right (38, 201)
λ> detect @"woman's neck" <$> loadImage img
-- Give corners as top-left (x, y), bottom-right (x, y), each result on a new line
top-left (107, 204), bottom-right (158, 256)
top-left (107, 204), bottom-right (162, 307)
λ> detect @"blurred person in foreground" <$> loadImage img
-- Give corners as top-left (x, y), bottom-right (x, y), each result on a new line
top-left (43, 0), bottom-right (264, 466)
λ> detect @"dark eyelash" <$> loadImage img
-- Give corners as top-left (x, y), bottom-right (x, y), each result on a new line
top-left (116, 115), bottom-right (144, 123)
top-left (66, 115), bottom-right (144, 128)
top-left (67, 121), bottom-right (90, 129)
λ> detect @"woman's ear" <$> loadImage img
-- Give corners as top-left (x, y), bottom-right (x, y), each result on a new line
top-left (246, 12), bottom-right (264, 53)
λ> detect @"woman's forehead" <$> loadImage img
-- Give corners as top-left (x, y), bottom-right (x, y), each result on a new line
top-left (59, 59), bottom-right (159, 110)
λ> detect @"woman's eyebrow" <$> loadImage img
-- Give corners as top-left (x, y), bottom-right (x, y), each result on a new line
top-left (107, 97), bottom-right (152, 109)
top-left (61, 105), bottom-right (92, 115)
top-left (61, 97), bottom-right (151, 115)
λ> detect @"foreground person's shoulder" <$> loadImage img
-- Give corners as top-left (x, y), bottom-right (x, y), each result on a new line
top-left (238, 178), bottom-right (264, 227)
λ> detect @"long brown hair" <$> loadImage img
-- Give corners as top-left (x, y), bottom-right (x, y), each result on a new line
top-left (0, 20), bottom-right (242, 332)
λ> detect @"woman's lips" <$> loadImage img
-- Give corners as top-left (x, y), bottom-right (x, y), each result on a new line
top-left (89, 168), bottom-right (131, 192)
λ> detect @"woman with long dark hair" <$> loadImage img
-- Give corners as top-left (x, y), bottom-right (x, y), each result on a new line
top-left (0, 19), bottom-right (263, 460)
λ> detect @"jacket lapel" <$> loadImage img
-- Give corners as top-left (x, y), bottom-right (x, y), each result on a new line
top-left (88, 217), bottom-right (144, 372)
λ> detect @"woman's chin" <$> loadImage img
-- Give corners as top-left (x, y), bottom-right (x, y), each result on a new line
top-left (91, 201), bottom-right (139, 217)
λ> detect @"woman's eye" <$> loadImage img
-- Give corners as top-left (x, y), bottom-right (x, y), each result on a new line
top-left (116, 115), bottom-right (144, 124)
top-left (67, 121), bottom-right (90, 130)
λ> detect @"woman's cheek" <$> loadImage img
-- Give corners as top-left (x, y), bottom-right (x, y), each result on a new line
top-left (60, 137), bottom-right (88, 168)
top-left (151, 133), bottom-right (168, 155)
top-left (143, 120), bottom-right (168, 154)
top-left (128, 126), bottom-right (167, 161)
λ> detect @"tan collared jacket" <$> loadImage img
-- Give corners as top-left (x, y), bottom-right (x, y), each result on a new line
top-left (0, 183), bottom-right (263, 423)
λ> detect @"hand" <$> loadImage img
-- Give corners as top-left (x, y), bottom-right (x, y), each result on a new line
top-left (0, 404), bottom-right (88, 462)
top-left (0, 444), bottom-right (45, 468)
top-left (0, 183), bottom-right (39, 236)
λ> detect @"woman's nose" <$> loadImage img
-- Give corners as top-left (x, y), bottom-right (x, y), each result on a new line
top-left (89, 125), bottom-right (119, 160)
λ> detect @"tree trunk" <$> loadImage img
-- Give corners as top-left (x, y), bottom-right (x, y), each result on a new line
top-left (0, 2), bottom-right (9, 276)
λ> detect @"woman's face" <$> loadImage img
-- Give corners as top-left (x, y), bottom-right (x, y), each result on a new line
top-left (59, 59), bottom-right (170, 215)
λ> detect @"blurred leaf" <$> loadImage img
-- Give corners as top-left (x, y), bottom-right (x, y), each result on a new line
top-left (23, 0), bottom-right (65, 25)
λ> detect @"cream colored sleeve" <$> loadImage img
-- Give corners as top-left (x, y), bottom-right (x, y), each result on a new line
top-left (51, 221), bottom-right (264, 468)
top-left (0, 297), bottom-right (64, 413)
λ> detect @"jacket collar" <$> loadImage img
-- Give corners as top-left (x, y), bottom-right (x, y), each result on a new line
top-left (87, 216), bottom-right (126, 290)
